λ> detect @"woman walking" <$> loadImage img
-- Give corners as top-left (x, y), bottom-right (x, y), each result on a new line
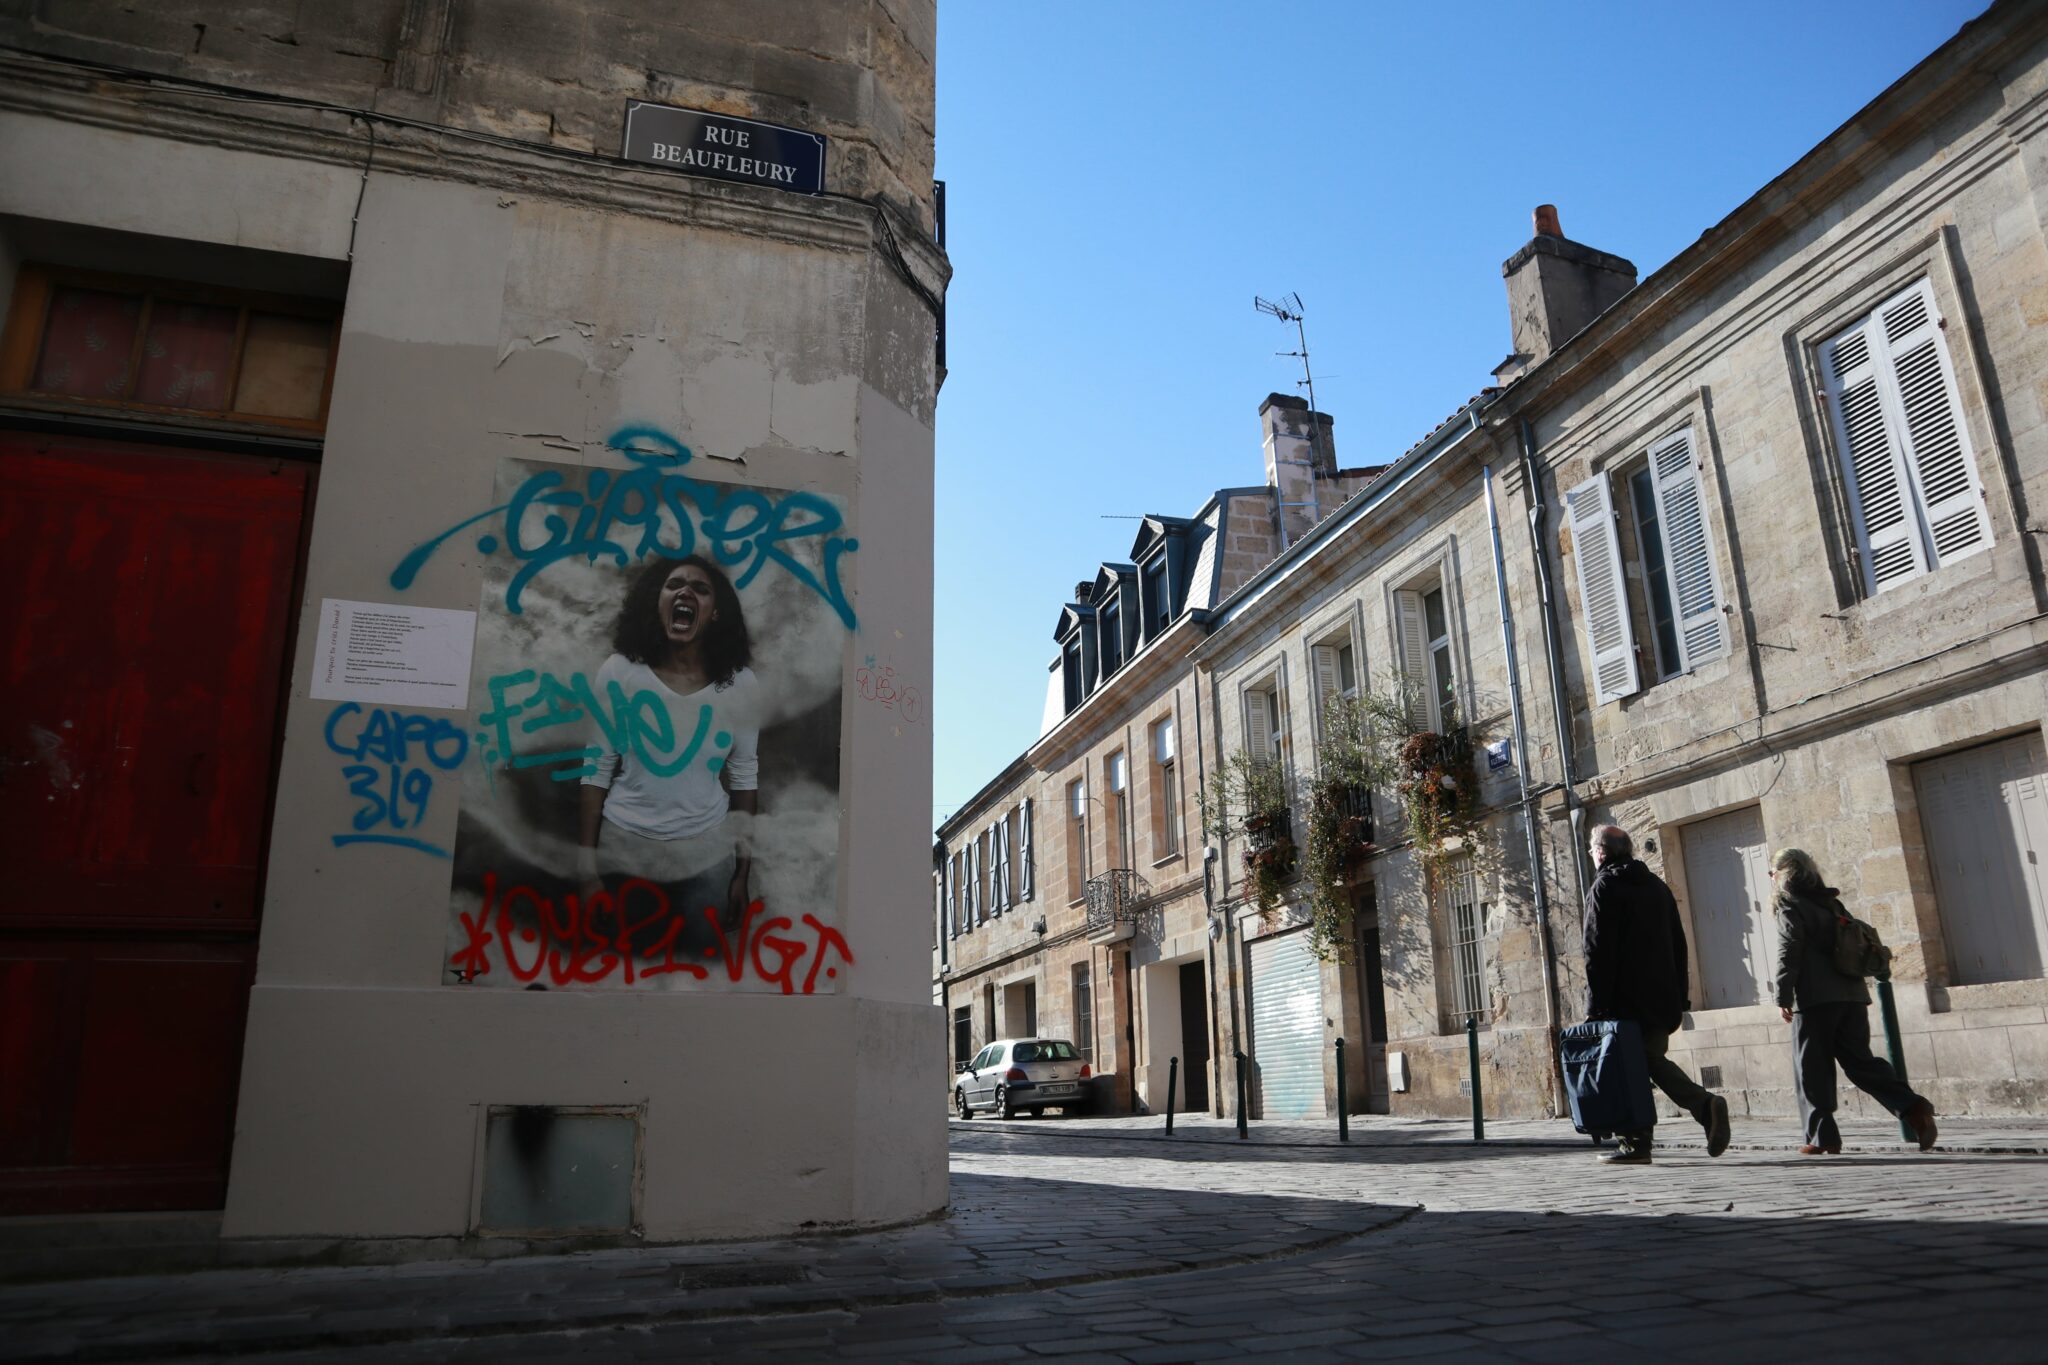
top-left (1771, 848), bottom-right (1938, 1154)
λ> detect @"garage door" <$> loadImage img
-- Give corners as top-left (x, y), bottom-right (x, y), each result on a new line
top-left (1248, 929), bottom-right (1321, 1120)
top-left (1681, 806), bottom-right (1776, 1009)
top-left (1914, 733), bottom-right (2048, 985)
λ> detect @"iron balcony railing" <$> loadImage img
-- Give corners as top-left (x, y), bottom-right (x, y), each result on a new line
top-left (1084, 868), bottom-right (1149, 934)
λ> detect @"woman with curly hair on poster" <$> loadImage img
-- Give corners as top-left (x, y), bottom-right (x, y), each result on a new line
top-left (577, 554), bottom-right (761, 951)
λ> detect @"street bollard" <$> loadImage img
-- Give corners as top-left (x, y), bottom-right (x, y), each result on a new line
top-left (1466, 1014), bottom-right (1486, 1141)
top-left (1235, 1049), bottom-right (1249, 1139)
top-left (1335, 1037), bottom-right (1349, 1143)
top-left (1877, 977), bottom-right (1915, 1145)
top-left (1166, 1055), bottom-right (1178, 1135)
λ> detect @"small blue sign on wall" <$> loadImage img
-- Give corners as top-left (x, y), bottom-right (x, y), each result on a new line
top-left (622, 101), bottom-right (827, 196)
top-left (1486, 739), bottom-right (1511, 772)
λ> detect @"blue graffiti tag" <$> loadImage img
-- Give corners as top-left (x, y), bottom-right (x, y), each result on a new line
top-left (474, 667), bottom-right (728, 781)
top-left (389, 425), bottom-right (858, 626)
top-left (324, 703), bottom-right (470, 857)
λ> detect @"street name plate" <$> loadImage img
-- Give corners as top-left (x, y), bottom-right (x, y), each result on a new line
top-left (622, 100), bottom-right (826, 196)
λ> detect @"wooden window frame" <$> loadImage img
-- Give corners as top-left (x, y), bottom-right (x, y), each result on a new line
top-left (0, 263), bottom-right (341, 434)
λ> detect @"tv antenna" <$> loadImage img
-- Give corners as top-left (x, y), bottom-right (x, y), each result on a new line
top-left (1255, 292), bottom-right (1331, 536)
top-left (1254, 292), bottom-right (1323, 422)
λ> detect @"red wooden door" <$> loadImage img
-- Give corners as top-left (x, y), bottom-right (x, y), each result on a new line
top-left (0, 433), bottom-right (309, 1213)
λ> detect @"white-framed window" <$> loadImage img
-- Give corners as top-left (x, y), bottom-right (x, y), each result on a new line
top-left (1243, 679), bottom-right (1283, 766)
top-left (1151, 714), bottom-right (1180, 859)
top-left (1567, 426), bottom-right (1727, 703)
top-left (1105, 753), bottom-right (1138, 871)
top-left (1067, 778), bottom-right (1090, 900)
top-left (1106, 750), bottom-right (1133, 870)
top-left (1394, 580), bottom-right (1456, 732)
top-left (1311, 629), bottom-right (1359, 733)
top-left (1820, 277), bottom-right (1993, 596)
top-left (1440, 854), bottom-right (1490, 1028)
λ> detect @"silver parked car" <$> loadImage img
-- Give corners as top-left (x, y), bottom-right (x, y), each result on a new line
top-left (955, 1038), bottom-right (1090, 1119)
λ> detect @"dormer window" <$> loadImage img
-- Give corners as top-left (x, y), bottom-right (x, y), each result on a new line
top-left (1099, 595), bottom-right (1123, 676)
top-left (1143, 556), bottom-right (1171, 636)
top-left (1061, 639), bottom-right (1084, 710)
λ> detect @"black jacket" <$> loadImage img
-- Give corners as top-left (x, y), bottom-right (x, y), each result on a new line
top-left (1773, 888), bottom-right (1871, 1011)
top-left (1583, 858), bottom-right (1691, 1034)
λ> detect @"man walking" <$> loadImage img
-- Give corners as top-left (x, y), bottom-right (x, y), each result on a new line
top-left (1582, 824), bottom-right (1731, 1164)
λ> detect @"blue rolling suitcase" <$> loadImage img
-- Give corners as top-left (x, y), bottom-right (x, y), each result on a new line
top-left (1560, 1019), bottom-right (1656, 1140)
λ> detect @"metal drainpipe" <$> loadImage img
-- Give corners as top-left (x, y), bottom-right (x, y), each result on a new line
top-left (1516, 416), bottom-right (1590, 905)
top-left (1484, 463), bottom-right (1565, 1113)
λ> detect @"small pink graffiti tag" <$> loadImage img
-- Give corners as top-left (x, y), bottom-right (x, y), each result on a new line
top-left (855, 656), bottom-right (924, 724)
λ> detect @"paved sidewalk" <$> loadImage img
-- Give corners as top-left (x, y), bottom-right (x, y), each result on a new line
top-left (964, 1110), bottom-right (2048, 1155)
top-left (3, 1115), bottom-right (2044, 1362)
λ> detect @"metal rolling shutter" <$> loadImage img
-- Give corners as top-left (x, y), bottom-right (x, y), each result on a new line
top-left (1248, 929), bottom-right (1322, 1120)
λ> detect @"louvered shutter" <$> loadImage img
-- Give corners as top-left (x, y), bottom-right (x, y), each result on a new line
top-left (945, 854), bottom-right (958, 938)
top-left (1020, 798), bottom-right (1034, 900)
top-left (1245, 687), bottom-right (1275, 764)
top-left (1394, 590), bottom-right (1431, 730)
top-left (1646, 429), bottom-right (1725, 669)
top-left (967, 840), bottom-right (982, 923)
top-left (1822, 299), bottom-right (1926, 593)
top-left (1880, 280), bottom-right (1991, 571)
top-left (1565, 473), bottom-right (1639, 704)
top-left (1312, 644), bottom-right (1342, 727)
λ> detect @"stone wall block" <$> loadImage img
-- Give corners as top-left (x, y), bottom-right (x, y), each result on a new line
top-left (1930, 1026), bottom-right (2019, 1079)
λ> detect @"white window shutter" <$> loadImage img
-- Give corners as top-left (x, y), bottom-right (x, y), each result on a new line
top-left (1880, 279), bottom-right (1992, 570)
top-left (1823, 307), bottom-right (1925, 593)
top-left (1565, 473), bottom-right (1640, 704)
top-left (1646, 429), bottom-right (1725, 669)
top-left (1394, 590), bottom-right (1431, 730)
top-left (1020, 799), bottom-right (1034, 900)
top-left (967, 841), bottom-right (982, 923)
top-left (1245, 688), bottom-right (1275, 765)
top-left (945, 855), bottom-right (958, 937)
top-left (1313, 644), bottom-right (1342, 724)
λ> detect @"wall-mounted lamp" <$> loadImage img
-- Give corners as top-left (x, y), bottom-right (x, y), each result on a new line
top-left (1033, 916), bottom-right (1047, 937)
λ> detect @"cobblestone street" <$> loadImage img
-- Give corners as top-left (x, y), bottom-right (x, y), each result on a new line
top-left (5, 1115), bottom-right (2046, 1362)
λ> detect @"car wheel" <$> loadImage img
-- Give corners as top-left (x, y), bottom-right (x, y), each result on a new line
top-left (995, 1085), bottom-right (1015, 1120)
top-left (956, 1088), bottom-right (972, 1120)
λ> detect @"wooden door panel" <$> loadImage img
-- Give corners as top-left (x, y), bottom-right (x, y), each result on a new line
top-left (0, 438), bottom-right (307, 929)
top-left (0, 433), bottom-right (308, 1214)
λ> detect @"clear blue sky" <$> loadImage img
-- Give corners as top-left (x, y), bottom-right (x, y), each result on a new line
top-left (930, 0), bottom-right (1989, 829)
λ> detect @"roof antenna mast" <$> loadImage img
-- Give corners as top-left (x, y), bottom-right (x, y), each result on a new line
top-left (1254, 292), bottom-right (1322, 425)
top-left (1255, 291), bottom-right (1328, 533)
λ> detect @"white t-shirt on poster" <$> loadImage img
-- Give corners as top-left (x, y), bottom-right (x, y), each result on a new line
top-left (580, 654), bottom-right (761, 840)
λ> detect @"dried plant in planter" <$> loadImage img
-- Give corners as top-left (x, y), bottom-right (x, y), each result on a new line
top-left (1397, 721), bottom-right (1485, 891)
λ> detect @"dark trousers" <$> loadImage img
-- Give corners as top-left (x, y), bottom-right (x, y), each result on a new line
top-left (1793, 1001), bottom-right (1926, 1148)
top-left (1622, 1027), bottom-right (1713, 1150)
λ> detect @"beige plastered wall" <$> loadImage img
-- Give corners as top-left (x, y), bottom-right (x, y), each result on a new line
top-left (0, 109), bottom-right (944, 1241)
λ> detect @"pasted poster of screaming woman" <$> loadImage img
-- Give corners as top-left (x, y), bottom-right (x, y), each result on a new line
top-left (440, 430), bottom-right (853, 993)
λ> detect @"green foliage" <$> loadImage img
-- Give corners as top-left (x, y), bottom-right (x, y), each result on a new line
top-left (1302, 691), bottom-right (1405, 961)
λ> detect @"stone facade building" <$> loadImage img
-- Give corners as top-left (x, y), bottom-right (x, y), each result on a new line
top-left (0, 1), bottom-right (947, 1242)
top-left (940, 0), bottom-right (2048, 1127)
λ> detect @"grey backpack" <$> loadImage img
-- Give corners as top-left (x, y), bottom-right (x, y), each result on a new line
top-left (1830, 904), bottom-right (1893, 980)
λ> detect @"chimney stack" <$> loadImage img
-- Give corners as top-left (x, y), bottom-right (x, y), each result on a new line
top-left (1494, 204), bottom-right (1635, 385)
top-left (1259, 393), bottom-right (1337, 547)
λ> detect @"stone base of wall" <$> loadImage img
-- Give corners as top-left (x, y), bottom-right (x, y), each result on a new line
top-left (1661, 977), bottom-right (2048, 1120)
top-left (1386, 1024), bottom-right (1558, 1120)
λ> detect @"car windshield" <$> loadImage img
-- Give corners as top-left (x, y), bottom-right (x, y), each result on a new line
top-left (1013, 1041), bottom-right (1077, 1063)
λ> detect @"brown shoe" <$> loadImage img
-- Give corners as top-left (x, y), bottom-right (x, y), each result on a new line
top-left (1797, 1143), bottom-right (1840, 1156)
top-left (1904, 1101), bottom-right (1938, 1152)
